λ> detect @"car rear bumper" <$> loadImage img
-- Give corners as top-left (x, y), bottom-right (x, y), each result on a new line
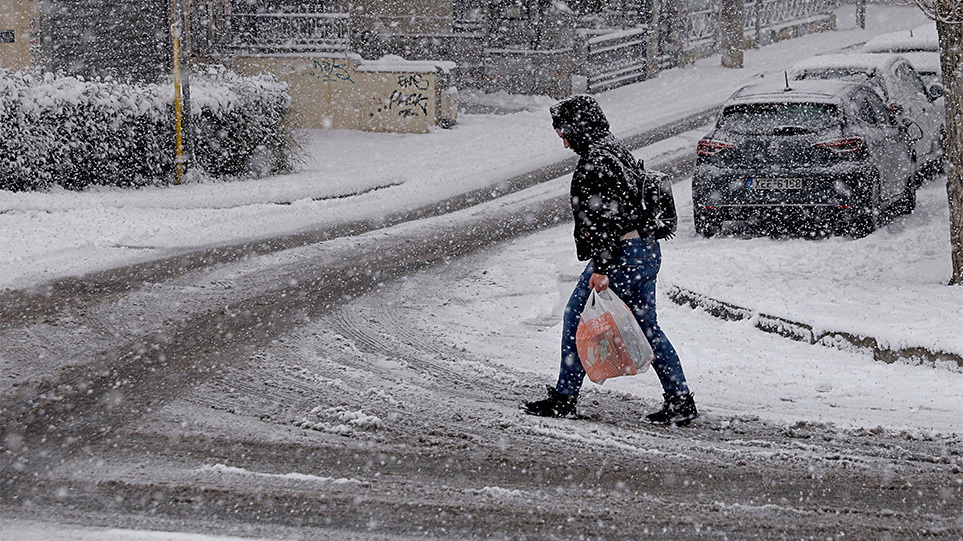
top-left (697, 204), bottom-right (852, 221)
top-left (693, 163), bottom-right (871, 209)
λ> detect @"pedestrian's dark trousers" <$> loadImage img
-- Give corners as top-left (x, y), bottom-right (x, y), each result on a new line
top-left (556, 238), bottom-right (690, 398)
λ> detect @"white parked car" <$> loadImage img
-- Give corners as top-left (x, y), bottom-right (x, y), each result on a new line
top-left (862, 23), bottom-right (938, 54)
top-left (790, 53), bottom-right (944, 169)
top-left (862, 24), bottom-right (941, 85)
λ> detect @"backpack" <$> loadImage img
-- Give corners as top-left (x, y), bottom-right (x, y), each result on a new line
top-left (606, 150), bottom-right (678, 240)
top-left (639, 168), bottom-right (678, 240)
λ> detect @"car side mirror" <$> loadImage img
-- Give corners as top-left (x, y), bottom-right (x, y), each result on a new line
top-left (927, 83), bottom-right (944, 101)
top-left (902, 119), bottom-right (924, 142)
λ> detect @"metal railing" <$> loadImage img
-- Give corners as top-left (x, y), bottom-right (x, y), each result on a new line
top-left (683, 0), bottom-right (838, 53)
top-left (753, 0), bottom-right (838, 30)
top-left (585, 27), bottom-right (650, 93)
top-left (229, 11), bottom-right (350, 52)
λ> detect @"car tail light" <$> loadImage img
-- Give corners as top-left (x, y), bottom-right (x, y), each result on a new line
top-left (814, 137), bottom-right (865, 154)
top-left (888, 102), bottom-right (904, 116)
top-left (697, 139), bottom-right (735, 156)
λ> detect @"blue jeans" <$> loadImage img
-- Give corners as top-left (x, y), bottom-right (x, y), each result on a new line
top-left (556, 238), bottom-right (690, 399)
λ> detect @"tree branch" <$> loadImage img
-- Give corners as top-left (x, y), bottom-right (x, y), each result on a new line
top-left (915, 0), bottom-right (963, 23)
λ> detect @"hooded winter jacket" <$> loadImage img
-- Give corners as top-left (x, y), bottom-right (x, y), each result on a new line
top-left (551, 95), bottom-right (644, 274)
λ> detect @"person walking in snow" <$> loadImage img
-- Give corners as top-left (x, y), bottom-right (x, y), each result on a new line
top-left (523, 95), bottom-right (698, 426)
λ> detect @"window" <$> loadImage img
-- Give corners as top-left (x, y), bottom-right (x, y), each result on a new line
top-left (795, 68), bottom-right (871, 83)
top-left (719, 103), bottom-right (841, 135)
top-left (851, 92), bottom-right (881, 126)
top-left (895, 63), bottom-right (927, 96)
top-left (860, 89), bottom-right (898, 126)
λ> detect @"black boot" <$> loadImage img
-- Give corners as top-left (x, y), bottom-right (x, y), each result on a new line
top-left (523, 386), bottom-right (577, 418)
top-left (645, 393), bottom-right (698, 426)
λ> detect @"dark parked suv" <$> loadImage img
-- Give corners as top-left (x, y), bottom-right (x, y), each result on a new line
top-left (693, 79), bottom-right (921, 237)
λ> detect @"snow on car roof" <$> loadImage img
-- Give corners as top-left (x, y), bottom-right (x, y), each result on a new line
top-left (728, 79), bottom-right (854, 105)
top-left (790, 53), bottom-right (904, 73)
top-left (862, 23), bottom-right (939, 53)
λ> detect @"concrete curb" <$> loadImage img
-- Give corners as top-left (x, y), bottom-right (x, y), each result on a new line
top-left (666, 285), bottom-right (963, 369)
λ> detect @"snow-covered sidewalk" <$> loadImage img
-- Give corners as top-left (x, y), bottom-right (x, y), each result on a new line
top-left (664, 176), bottom-right (963, 363)
top-left (410, 211), bottom-right (963, 435)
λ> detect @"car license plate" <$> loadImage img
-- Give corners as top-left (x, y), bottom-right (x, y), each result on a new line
top-left (750, 177), bottom-right (804, 190)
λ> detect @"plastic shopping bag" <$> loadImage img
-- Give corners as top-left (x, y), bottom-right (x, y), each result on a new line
top-left (576, 288), bottom-right (654, 384)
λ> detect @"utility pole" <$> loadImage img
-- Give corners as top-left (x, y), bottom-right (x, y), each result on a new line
top-left (171, 0), bottom-right (194, 185)
top-left (720, 0), bottom-right (745, 68)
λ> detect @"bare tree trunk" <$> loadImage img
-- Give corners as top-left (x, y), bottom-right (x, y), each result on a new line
top-left (937, 20), bottom-right (963, 284)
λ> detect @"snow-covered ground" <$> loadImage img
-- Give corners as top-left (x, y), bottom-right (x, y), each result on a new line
top-left (3, 2), bottom-right (959, 419)
top-left (1, 523), bottom-right (282, 541)
top-left (0, 5), bottom-right (933, 290)
top-left (417, 175), bottom-right (963, 436)
top-left (4, 6), bottom-right (963, 538)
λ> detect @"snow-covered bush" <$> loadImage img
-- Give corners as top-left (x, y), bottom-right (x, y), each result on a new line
top-left (190, 65), bottom-right (295, 178)
top-left (0, 66), bottom-right (294, 191)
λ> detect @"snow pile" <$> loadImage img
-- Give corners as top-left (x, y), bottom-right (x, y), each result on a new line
top-left (477, 486), bottom-right (529, 499)
top-left (0, 65), bottom-right (294, 191)
top-left (355, 54), bottom-right (457, 74)
top-left (296, 405), bottom-right (385, 435)
top-left (195, 463), bottom-right (363, 485)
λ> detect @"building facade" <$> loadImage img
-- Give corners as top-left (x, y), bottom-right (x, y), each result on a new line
top-left (0, 0), bottom-right (38, 71)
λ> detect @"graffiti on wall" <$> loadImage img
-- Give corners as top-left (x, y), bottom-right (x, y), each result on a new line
top-left (397, 73), bottom-right (430, 91)
top-left (371, 74), bottom-right (432, 118)
top-left (384, 90), bottom-right (429, 118)
top-left (310, 58), bottom-right (354, 83)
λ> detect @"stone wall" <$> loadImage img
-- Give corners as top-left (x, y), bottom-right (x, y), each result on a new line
top-left (230, 54), bottom-right (458, 134)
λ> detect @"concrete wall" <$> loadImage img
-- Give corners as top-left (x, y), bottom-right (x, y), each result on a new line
top-left (484, 49), bottom-right (574, 98)
top-left (0, 0), bottom-right (37, 71)
top-left (230, 54), bottom-right (457, 134)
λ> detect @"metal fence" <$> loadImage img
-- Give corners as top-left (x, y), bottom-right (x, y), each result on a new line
top-left (228, 10), bottom-right (350, 53)
top-left (585, 27), bottom-right (650, 93)
top-left (211, 0), bottom-right (838, 94)
top-left (684, 0), bottom-right (838, 55)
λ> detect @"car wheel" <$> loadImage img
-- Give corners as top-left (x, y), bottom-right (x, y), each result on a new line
top-left (889, 175), bottom-right (918, 217)
top-left (694, 210), bottom-right (722, 237)
top-left (848, 176), bottom-right (881, 238)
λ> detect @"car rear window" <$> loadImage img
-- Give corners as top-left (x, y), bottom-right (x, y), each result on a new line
top-left (718, 103), bottom-right (841, 135)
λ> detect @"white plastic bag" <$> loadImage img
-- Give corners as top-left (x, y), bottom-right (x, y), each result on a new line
top-left (576, 288), bottom-right (653, 384)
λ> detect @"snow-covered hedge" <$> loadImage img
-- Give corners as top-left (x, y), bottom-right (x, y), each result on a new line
top-left (0, 65), bottom-right (294, 191)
